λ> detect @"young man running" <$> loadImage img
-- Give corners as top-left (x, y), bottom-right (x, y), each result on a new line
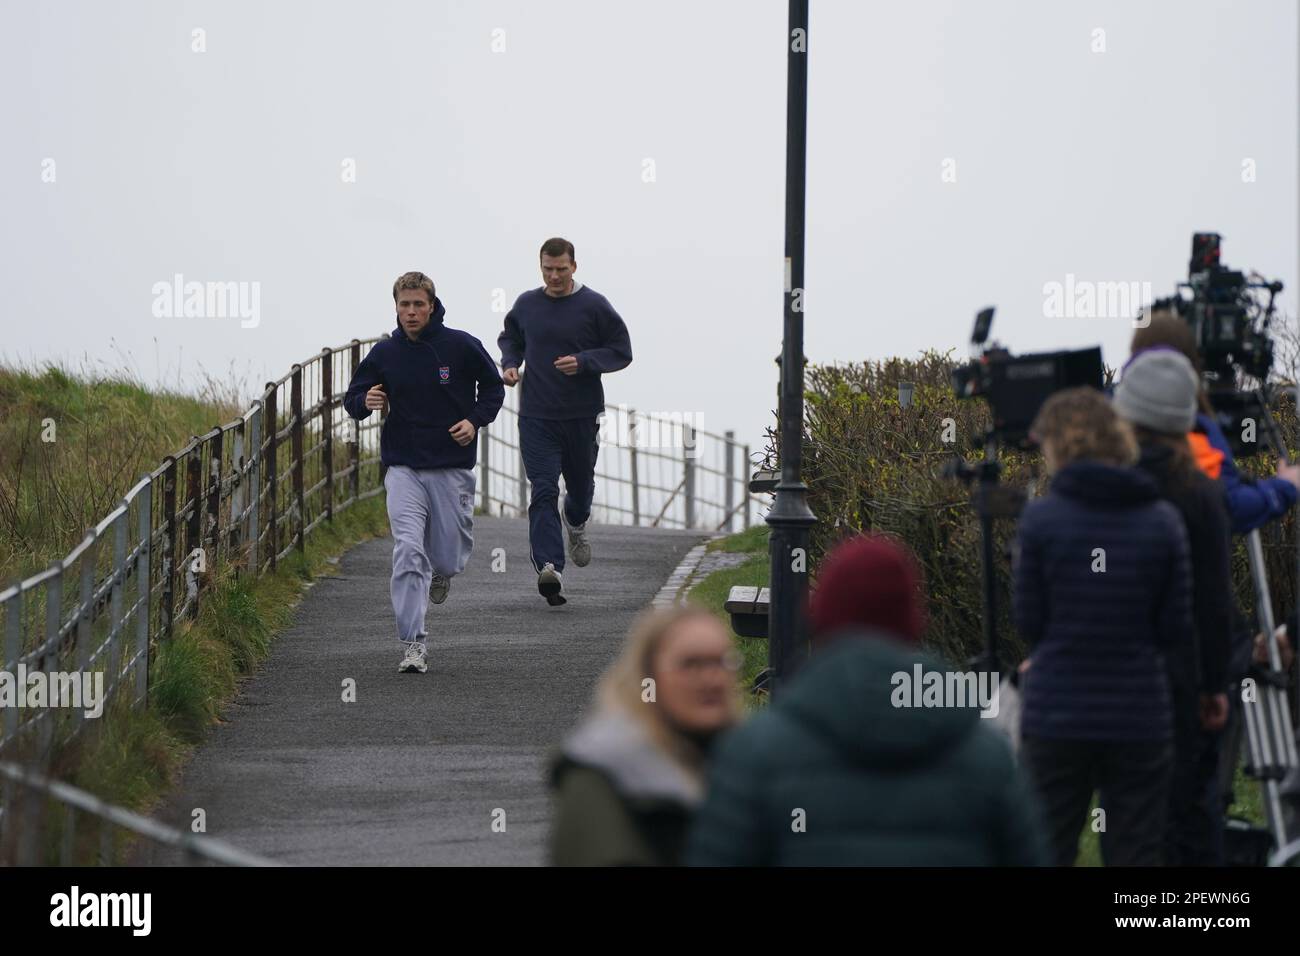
top-left (498, 238), bottom-right (633, 605)
top-left (344, 272), bottom-right (504, 673)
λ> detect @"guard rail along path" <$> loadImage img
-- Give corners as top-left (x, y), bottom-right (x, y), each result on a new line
top-left (0, 759), bottom-right (278, 866)
top-left (0, 337), bottom-right (763, 761)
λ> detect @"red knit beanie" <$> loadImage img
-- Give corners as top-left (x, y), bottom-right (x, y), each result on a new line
top-left (807, 534), bottom-right (927, 645)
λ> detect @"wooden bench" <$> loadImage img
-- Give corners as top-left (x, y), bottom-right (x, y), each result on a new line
top-left (748, 469), bottom-right (779, 494)
top-left (725, 585), bottom-right (770, 639)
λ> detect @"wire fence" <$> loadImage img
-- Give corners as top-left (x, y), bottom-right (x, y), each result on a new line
top-left (0, 337), bottom-right (765, 764)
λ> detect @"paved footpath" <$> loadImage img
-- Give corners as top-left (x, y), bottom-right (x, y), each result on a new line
top-left (143, 515), bottom-right (705, 865)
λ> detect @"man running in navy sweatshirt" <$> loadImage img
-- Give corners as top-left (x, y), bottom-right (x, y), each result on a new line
top-left (344, 272), bottom-right (504, 673)
top-left (498, 238), bottom-right (633, 605)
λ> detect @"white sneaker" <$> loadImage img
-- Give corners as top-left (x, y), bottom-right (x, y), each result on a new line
top-left (537, 562), bottom-right (566, 606)
top-left (398, 641), bottom-right (428, 674)
top-left (565, 517), bottom-right (591, 567)
top-left (429, 573), bottom-right (450, 605)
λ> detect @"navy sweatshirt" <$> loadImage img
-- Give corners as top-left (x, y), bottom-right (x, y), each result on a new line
top-left (497, 286), bottom-right (632, 419)
top-left (342, 299), bottom-right (505, 470)
top-left (1013, 460), bottom-right (1193, 742)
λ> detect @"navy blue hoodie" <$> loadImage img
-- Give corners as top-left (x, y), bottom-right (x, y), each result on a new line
top-left (1013, 460), bottom-right (1193, 742)
top-left (497, 285), bottom-right (632, 419)
top-left (343, 299), bottom-right (505, 470)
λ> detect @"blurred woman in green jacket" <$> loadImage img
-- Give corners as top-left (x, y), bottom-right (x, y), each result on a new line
top-left (549, 604), bottom-right (743, 866)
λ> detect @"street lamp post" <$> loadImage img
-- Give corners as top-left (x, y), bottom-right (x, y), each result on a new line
top-left (766, 0), bottom-right (817, 696)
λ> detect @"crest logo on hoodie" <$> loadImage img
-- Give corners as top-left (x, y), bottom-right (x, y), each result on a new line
top-left (439, 366), bottom-right (450, 384)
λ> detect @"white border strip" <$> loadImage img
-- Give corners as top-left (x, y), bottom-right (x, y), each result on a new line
top-left (651, 535), bottom-right (723, 608)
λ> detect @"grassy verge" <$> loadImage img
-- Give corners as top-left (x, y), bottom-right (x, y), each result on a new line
top-left (705, 524), bottom-right (769, 555)
top-left (25, 497), bottom-right (390, 863)
top-left (0, 362), bottom-right (395, 861)
top-left (688, 525), bottom-right (1268, 865)
top-left (688, 526), bottom-right (770, 710)
top-left (0, 363), bottom-right (243, 584)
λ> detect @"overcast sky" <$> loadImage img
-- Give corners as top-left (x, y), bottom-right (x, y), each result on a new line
top-left (2, 0), bottom-right (1296, 468)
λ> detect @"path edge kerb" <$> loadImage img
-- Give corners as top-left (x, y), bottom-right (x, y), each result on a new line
top-left (651, 534), bottom-right (724, 608)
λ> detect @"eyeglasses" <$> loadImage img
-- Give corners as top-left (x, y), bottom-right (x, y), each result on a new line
top-left (668, 649), bottom-right (743, 676)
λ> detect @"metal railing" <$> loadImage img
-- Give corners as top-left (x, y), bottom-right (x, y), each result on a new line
top-left (0, 760), bottom-right (276, 866)
top-left (482, 377), bottom-right (765, 533)
top-left (0, 339), bottom-right (386, 760)
top-left (0, 337), bottom-right (764, 761)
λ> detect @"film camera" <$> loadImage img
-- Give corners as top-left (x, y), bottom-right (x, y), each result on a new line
top-left (945, 308), bottom-right (1103, 674)
top-left (1160, 232), bottom-right (1286, 458)
top-left (950, 307), bottom-right (1104, 449)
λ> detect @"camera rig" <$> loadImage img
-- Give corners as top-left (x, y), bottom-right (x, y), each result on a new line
top-left (1162, 232), bottom-right (1286, 458)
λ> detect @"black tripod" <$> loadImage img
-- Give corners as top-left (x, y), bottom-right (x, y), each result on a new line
top-left (945, 431), bottom-right (1028, 678)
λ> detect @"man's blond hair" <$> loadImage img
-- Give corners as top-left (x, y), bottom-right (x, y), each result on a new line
top-left (392, 271), bottom-right (435, 303)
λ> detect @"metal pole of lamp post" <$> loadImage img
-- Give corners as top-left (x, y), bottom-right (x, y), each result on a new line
top-left (766, 0), bottom-right (817, 698)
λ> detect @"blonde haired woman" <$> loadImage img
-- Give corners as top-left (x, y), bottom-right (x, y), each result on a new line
top-left (549, 605), bottom-right (742, 866)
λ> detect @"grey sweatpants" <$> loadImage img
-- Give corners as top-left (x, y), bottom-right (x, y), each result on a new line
top-left (384, 465), bottom-right (475, 643)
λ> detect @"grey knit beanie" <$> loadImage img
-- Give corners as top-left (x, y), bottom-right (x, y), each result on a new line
top-left (1113, 348), bottom-right (1200, 434)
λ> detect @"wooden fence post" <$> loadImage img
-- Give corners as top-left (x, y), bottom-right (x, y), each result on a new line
top-left (265, 384), bottom-right (278, 571)
top-left (291, 365), bottom-right (305, 554)
top-left (186, 450), bottom-right (202, 619)
top-left (349, 340), bottom-right (361, 506)
top-left (161, 457), bottom-right (177, 638)
top-left (322, 348), bottom-right (334, 523)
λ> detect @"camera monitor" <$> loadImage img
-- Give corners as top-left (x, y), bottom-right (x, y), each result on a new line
top-left (985, 347), bottom-right (1104, 449)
